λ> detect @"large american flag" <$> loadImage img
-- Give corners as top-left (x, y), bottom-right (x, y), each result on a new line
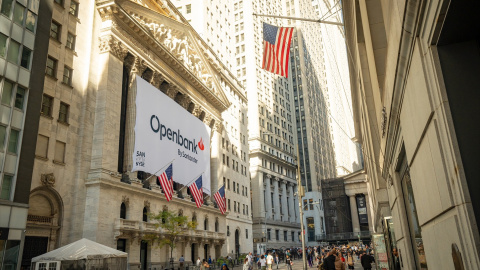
top-left (262, 22), bottom-right (294, 78)
top-left (214, 185), bottom-right (226, 214)
top-left (189, 176), bottom-right (204, 208)
top-left (157, 164), bottom-right (173, 201)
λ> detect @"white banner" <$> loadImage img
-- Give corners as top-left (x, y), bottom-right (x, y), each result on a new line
top-left (132, 76), bottom-right (211, 195)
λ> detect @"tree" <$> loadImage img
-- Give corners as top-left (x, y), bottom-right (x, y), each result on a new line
top-left (145, 210), bottom-right (197, 263)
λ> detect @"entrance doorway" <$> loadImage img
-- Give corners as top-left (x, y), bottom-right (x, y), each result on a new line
top-left (191, 243), bottom-right (197, 262)
top-left (21, 236), bottom-right (49, 269)
top-left (140, 241), bottom-right (148, 270)
top-left (204, 244), bottom-right (209, 261)
top-left (235, 229), bottom-right (240, 258)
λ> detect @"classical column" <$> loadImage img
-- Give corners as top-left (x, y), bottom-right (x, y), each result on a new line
top-left (288, 184), bottom-right (295, 223)
top-left (349, 195), bottom-right (361, 233)
top-left (273, 177), bottom-right (280, 220)
top-left (293, 185), bottom-right (299, 223)
top-left (265, 175), bottom-right (273, 219)
top-left (253, 171), bottom-right (266, 219)
top-left (281, 180), bottom-right (288, 222)
top-left (364, 193), bottom-right (374, 232)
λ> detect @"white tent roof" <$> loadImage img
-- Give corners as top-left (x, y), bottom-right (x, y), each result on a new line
top-left (32, 238), bottom-right (128, 262)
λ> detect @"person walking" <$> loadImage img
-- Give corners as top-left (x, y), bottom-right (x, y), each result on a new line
top-left (247, 252), bottom-right (254, 270)
top-left (275, 254), bottom-right (280, 269)
top-left (393, 248), bottom-right (401, 270)
top-left (260, 255), bottom-right (267, 270)
top-left (360, 252), bottom-right (374, 270)
top-left (323, 250), bottom-right (337, 270)
top-left (286, 255), bottom-right (293, 270)
top-left (266, 253), bottom-right (274, 270)
top-left (334, 255), bottom-right (345, 270)
top-left (179, 255), bottom-right (185, 270)
top-left (346, 253), bottom-right (355, 270)
top-left (244, 258), bottom-right (251, 270)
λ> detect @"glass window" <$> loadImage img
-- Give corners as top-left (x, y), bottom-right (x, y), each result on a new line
top-left (0, 175), bottom-right (13, 199)
top-left (8, 129), bottom-right (19, 153)
top-left (25, 10), bottom-right (36, 32)
top-left (13, 2), bottom-right (25, 25)
top-left (0, 126), bottom-right (6, 151)
top-left (0, 0), bottom-right (14, 17)
top-left (35, 135), bottom-right (49, 158)
top-left (69, 1), bottom-right (78, 16)
top-left (6, 40), bottom-right (20, 63)
top-left (54, 0), bottom-right (64, 6)
top-left (66, 32), bottom-right (75, 50)
top-left (50, 21), bottom-right (61, 41)
top-left (0, 33), bottom-right (7, 57)
top-left (2, 80), bottom-right (13, 105)
top-left (63, 66), bottom-right (72, 85)
top-left (46, 57), bottom-right (57, 77)
top-left (20, 46), bottom-right (32, 69)
top-left (41, 94), bottom-right (53, 116)
top-left (58, 102), bottom-right (69, 123)
top-left (14, 86), bottom-right (25, 110)
top-left (54, 141), bottom-right (65, 163)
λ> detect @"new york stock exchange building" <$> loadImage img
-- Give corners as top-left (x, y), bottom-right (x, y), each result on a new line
top-left (22, 0), bottom-right (246, 268)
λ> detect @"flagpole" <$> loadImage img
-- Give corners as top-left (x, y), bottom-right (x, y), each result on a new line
top-left (253, 13), bottom-right (344, 26)
top-left (177, 172), bottom-right (204, 193)
top-left (143, 159), bottom-right (175, 183)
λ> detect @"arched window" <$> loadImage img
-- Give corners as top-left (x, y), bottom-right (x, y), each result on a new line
top-left (215, 219), bottom-right (219, 232)
top-left (142, 207), bottom-right (148, 222)
top-left (204, 218), bottom-right (208, 231)
top-left (120, 203), bottom-right (126, 219)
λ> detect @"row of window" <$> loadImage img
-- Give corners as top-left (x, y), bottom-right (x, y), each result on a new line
top-left (223, 177), bottom-right (249, 197)
top-left (46, 56), bottom-right (73, 86)
top-left (50, 20), bottom-right (76, 50)
top-left (54, 0), bottom-right (79, 17)
top-left (266, 229), bottom-right (297, 242)
top-left (41, 94), bottom-right (69, 124)
top-left (0, 33), bottom-right (33, 69)
top-left (227, 199), bottom-right (248, 215)
top-left (35, 134), bottom-right (66, 164)
top-left (1, 0), bottom-right (37, 32)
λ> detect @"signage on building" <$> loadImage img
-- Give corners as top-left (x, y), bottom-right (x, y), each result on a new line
top-left (132, 76), bottom-right (211, 194)
top-left (356, 195), bottom-right (368, 224)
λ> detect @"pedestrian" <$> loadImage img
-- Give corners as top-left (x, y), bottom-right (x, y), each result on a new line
top-left (393, 248), bottom-right (401, 270)
top-left (247, 252), bottom-right (253, 270)
top-left (260, 255), bottom-right (267, 270)
top-left (346, 253), bottom-right (355, 270)
top-left (266, 253), bottom-right (274, 270)
top-left (275, 254), bottom-right (279, 269)
top-left (222, 263), bottom-right (230, 270)
top-left (360, 252), bottom-right (374, 270)
top-left (180, 255), bottom-right (185, 269)
top-left (196, 257), bottom-right (202, 270)
top-left (208, 256), bottom-right (212, 264)
top-left (323, 250), bottom-right (337, 270)
top-left (244, 258), bottom-right (250, 270)
top-left (286, 255), bottom-right (293, 270)
top-left (334, 255), bottom-right (345, 270)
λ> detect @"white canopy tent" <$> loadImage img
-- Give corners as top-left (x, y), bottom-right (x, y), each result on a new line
top-left (31, 238), bottom-right (128, 270)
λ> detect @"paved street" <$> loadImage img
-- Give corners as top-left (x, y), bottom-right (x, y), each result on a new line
top-left (229, 259), bottom-right (369, 270)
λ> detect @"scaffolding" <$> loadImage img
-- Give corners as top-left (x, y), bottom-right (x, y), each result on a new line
top-left (322, 178), bottom-right (353, 236)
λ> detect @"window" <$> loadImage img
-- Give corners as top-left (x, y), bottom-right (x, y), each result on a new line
top-left (204, 218), bottom-right (208, 230)
top-left (267, 229), bottom-right (271, 240)
top-left (66, 32), bottom-right (75, 50)
top-left (20, 46), bottom-right (32, 69)
top-left (35, 135), bottom-right (49, 158)
top-left (54, 141), bottom-right (65, 163)
top-left (142, 207), bottom-right (148, 222)
top-left (63, 66), bottom-right (72, 85)
top-left (120, 202), bottom-right (126, 219)
top-left (54, 0), bottom-right (63, 6)
top-left (233, 181), bottom-right (236, 192)
top-left (1, 175), bottom-right (13, 200)
top-left (284, 231), bottom-right (287, 241)
top-left (0, 33), bottom-right (7, 57)
top-left (0, 0), bottom-right (13, 17)
top-left (227, 199), bottom-right (231, 210)
top-left (246, 229), bottom-right (248, 239)
top-left (50, 21), bottom-right (61, 41)
top-left (0, 126), bottom-right (6, 151)
top-left (14, 86), bottom-right (25, 110)
top-left (8, 129), bottom-right (19, 153)
top-left (117, 239), bottom-right (126, 252)
top-left (6, 40), bottom-right (19, 64)
top-left (46, 57), bottom-right (57, 77)
top-left (227, 226), bottom-right (230, 236)
top-left (41, 94), bottom-right (53, 116)
top-left (1, 80), bottom-right (13, 105)
top-left (186, 4), bottom-right (191, 14)
top-left (13, 3), bottom-right (25, 25)
top-left (69, 1), bottom-right (79, 16)
top-left (25, 10), bottom-right (36, 32)
top-left (291, 231), bottom-right (294, 242)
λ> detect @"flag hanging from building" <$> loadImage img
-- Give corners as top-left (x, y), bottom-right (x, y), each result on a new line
top-left (189, 175), bottom-right (204, 208)
top-left (214, 185), bottom-right (226, 214)
top-left (262, 22), bottom-right (294, 78)
top-left (157, 164), bottom-right (173, 201)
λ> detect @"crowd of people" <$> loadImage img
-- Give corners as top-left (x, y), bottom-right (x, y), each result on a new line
top-left (241, 244), bottom-right (376, 270)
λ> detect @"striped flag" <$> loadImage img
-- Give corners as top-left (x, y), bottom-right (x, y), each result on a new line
top-left (262, 22), bottom-right (294, 78)
top-left (157, 164), bottom-right (173, 201)
top-left (214, 185), bottom-right (226, 214)
top-left (189, 175), bottom-right (204, 208)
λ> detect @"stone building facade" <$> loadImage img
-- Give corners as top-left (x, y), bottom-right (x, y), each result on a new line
top-left (22, 0), bottom-right (245, 268)
top-left (343, 0), bottom-right (480, 269)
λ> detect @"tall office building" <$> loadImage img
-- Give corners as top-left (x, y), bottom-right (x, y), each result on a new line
top-left (0, 0), bottom-right (51, 268)
top-left (174, 0), bottom-right (253, 256)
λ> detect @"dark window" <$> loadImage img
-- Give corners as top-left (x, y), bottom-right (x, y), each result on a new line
top-left (63, 66), bottom-right (72, 86)
top-left (291, 232), bottom-right (294, 241)
top-left (46, 57), bottom-right (57, 77)
top-left (142, 207), bottom-right (148, 222)
top-left (50, 21), bottom-right (61, 41)
top-left (117, 239), bottom-right (126, 252)
top-left (120, 203), bottom-right (126, 219)
top-left (227, 226), bottom-right (230, 236)
top-left (14, 86), bottom-right (25, 110)
top-left (246, 229), bottom-right (248, 239)
top-left (54, 0), bottom-right (63, 6)
top-left (0, 0), bottom-right (14, 17)
top-left (275, 230), bottom-right (279, 240)
top-left (66, 32), bottom-right (75, 50)
top-left (58, 102), bottom-right (69, 124)
top-left (20, 46), bottom-right (31, 69)
top-left (204, 219), bottom-right (208, 230)
top-left (41, 94), bottom-right (53, 116)
top-left (215, 220), bottom-right (219, 232)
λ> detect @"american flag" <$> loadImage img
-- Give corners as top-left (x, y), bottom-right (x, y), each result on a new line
top-left (189, 176), bottom-right (204, 208)
top-left (214, 185), bottom-right (226, 214)
top-left (157, 164), bottom-right (173, 201)
top-left (262, 22), bottom-right (294, 78)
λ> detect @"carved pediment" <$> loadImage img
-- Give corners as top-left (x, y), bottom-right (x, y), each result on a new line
top-left (110, 0), bottom-right (230, 109)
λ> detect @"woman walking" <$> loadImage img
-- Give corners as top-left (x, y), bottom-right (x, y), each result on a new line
top-left (286, 255), bottom-right (293, 270)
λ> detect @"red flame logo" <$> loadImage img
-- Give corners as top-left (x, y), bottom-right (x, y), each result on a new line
top-left (198, 138), bottom-right (205, 151)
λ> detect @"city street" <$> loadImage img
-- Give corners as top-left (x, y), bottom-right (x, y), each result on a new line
top-left (230, 259), bottom-right (368, 270)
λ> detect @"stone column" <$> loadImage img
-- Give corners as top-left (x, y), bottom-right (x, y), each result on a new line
top-left (349, 195), bottom-right (361, 233)
top-left (273, 177), bottom-right (280, 220)
top-left (281, 180), bottom-right (288, 221)
top-left (253, 171), bottom-right (266, 219)
top-left (364, 193), bottom-right (373, 232)
top-left (293, 186), bottom-right (299, 223)
top-left (288, 184), bottom-right (295, 223)
top-left (265, 175), bottom-right (272, 219)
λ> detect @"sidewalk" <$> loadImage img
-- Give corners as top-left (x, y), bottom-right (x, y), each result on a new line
top-left (230, 259), bottom-right (368, 270)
